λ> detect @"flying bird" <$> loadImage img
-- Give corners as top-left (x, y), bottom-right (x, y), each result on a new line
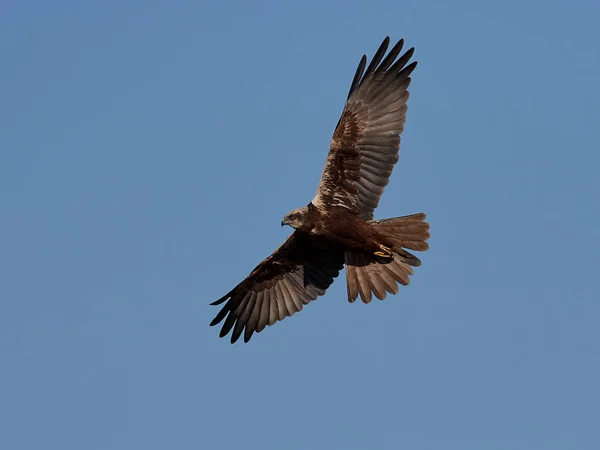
top-left (210, 37), bottom-right (430, 343)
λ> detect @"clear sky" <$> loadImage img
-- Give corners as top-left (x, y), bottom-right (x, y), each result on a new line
top-left (2, 1), bottom-right (599, 449)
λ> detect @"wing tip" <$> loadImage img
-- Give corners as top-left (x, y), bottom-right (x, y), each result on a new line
top-left (210, 290), bottom-right (233, 306)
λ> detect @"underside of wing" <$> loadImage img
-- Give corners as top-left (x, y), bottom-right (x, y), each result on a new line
top-left (313, 37), bottom-right (417, 219)
top-left (209, 232), bottom-right (344, 343)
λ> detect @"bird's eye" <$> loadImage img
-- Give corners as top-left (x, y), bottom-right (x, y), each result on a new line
top-left (289, 214), bottom-right (296, 220)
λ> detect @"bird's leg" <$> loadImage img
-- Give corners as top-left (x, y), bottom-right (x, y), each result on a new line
top-left (373, 244), bottom-right (393, 258)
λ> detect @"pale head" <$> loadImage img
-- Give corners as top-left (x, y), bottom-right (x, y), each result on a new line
top-left (281, 206), bottom-right (310, 229)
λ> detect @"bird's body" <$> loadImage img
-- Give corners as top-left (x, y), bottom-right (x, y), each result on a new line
top-left (210, 37), bottom-right (430, 343)
top-left (284, 203), bottom-right (391, 255)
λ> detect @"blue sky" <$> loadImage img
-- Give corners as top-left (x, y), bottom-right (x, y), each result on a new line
top-left (2, 1), bottom-right (599, 449)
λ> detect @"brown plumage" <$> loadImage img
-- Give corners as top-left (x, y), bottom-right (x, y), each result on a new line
top-left (210, 37), bottom-right (430, 343)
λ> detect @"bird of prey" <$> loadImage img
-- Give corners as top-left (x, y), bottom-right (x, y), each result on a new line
top-left (210, 37), bottom-right (430, 343)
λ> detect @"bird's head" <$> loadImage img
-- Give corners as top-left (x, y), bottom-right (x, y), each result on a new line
top-left (281, 206), bottom-right (309, 229)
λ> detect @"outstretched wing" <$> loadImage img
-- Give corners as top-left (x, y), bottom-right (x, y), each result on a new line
top-left (312, 37), bottom-right (417, 220)
top-left (210, 231), bottom-right (344, 343)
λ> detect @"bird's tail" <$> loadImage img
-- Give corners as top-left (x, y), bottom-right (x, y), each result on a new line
top-left (345, 213), bottom-right (430, 303)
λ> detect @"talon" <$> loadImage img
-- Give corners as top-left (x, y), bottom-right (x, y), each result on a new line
top-left (374, 244), bottom-right (392, 258)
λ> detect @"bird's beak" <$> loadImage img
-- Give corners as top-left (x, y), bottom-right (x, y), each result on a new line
top-left (281, 220), bottom-right (286, 227)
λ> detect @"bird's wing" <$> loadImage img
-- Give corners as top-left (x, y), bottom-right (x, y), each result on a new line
top-left (210, 231), bottom-right (344, 343)
top-left (312, 37), bottom-right (417, 220)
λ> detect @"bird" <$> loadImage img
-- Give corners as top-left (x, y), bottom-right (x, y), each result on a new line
top-left (210, 36), bottom-right (430, 343)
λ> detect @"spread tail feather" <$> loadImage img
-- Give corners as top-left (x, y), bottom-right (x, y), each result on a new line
top-left (345, 213), bottom-right (430, 303)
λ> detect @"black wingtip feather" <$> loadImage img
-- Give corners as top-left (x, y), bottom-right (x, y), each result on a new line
top-left (365, 37), bottom-right (390, 75)
top-left (220, 313), bottom-right (237, 338)
top-left (210, 290), bottom-right (233, 306)
top-left (378, 38), bottom-right (404, 72)
top-left (244, 328), bottom-right (254, 343)
top-left (398, 60), bottom-right (418, 78)
top-left (389, 47), bottom-right (415, 74)
top-left (348, 39), bottom-right (416, 101)
top-left (210, 305), bottom-right (230, 326)
top-left (348, 55), bottom-right (367, 99)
